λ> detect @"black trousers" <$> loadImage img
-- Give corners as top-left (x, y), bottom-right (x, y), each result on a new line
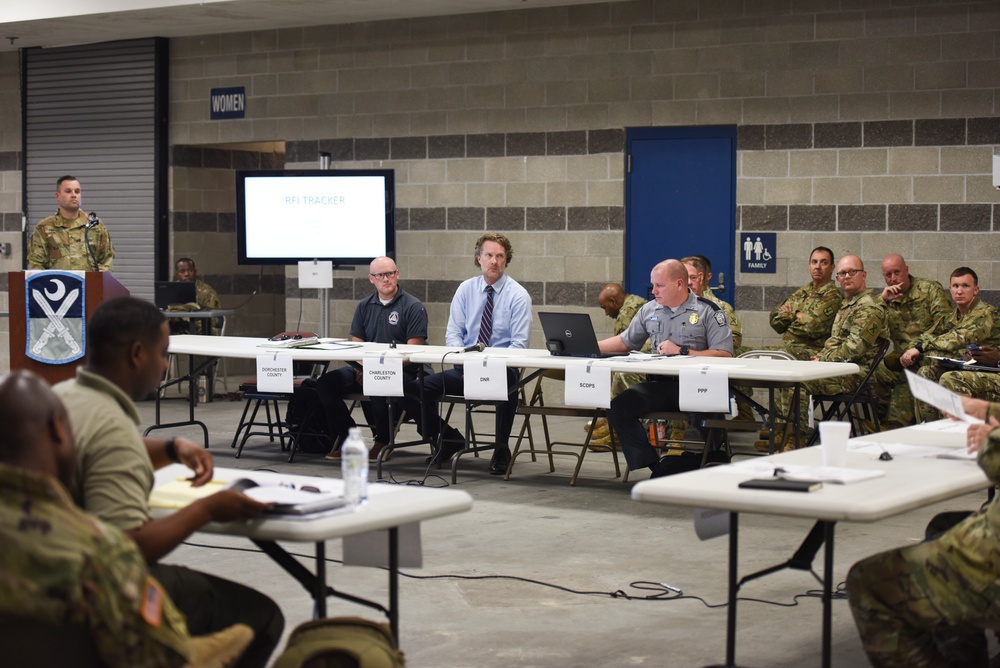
top-left (150, 563), bottom-right (284, 668)
top-left (606, 377), bottom-right (721, 471)
top-left (314, 366), bottom-right (413, 446)
top-left (401, 366), bottom-right (521, 450)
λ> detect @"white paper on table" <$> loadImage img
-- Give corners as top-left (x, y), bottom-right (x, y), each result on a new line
top-left (255, 353), bottom-right (294, 392)
top-left (564, 362), bottom-right (611, 408)
top-left (463, 356), bottom-right (509, 400)
top-left (906, 370), bottom-right (984, 424)
top-left (937, 449), bottom-right (978, 461)
top-left (911, 420), bottom-right (977, 434)
top-left (848, 440), bottom-right (958, 459)
top-left (678, 365), bottom-right (730, 412)
top-left (720, 459), bottom-right (885, 484)
top-left (362, 352), bottom-right (404, 397)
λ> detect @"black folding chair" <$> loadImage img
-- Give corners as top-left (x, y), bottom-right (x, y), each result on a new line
top-left (805, 338), bottom-right (891, 447)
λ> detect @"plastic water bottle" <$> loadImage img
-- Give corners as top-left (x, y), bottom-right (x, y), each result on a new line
top-left (341, 427), bottom-right (368, 507)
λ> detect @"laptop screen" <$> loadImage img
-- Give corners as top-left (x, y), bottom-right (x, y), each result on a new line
top-left (154, 281), bottom-right (197, 308)
top-left (538, 312), bottom-right (611, 358)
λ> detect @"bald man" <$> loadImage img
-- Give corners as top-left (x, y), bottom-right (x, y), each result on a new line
top-left (598, 259), bottom-right (733, 478)
top-left (879, 253), bottom-right (952, 428)
top-left (0, 370), bottom-right (252, 667)
top-left (316, 256), bottom-right (427, 460)
top-left (776, 255), bottom-right (893, 445)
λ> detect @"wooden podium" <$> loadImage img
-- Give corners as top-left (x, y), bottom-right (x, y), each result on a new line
top-left (9, 271), bottom-right (129, 384)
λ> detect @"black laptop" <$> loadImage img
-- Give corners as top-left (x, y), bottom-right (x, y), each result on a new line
top-left (538, 312), bottom-right (624, 358)
top-left (154, 281), bottom-right (197, 308)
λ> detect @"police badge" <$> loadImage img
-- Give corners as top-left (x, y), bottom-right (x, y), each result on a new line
top-left (26, 271), bottom-right (86, 364)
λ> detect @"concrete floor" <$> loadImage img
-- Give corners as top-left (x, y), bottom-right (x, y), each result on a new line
top-left (145, 390), bottom-right (985, 667)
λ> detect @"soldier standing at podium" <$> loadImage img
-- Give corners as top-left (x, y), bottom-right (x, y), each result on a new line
top-left (27, 175), bottom-right (115, 271)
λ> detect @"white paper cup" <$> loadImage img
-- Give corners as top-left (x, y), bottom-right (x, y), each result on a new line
top-left (819, 421), bottom-right (851, 468)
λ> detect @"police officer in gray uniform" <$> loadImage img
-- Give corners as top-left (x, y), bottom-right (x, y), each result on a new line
top-left (598, 259), bottom-right (734, 477)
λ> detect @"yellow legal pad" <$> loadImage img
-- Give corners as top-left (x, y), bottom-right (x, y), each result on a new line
top-left (149, 478), bottom-right (229, 509)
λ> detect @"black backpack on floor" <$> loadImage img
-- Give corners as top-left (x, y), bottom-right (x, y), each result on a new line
top-left (284, 378), bottom-right (334, 454)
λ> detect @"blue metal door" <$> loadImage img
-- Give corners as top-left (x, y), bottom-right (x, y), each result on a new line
top-left (624, 126), bottom-right (737, 305)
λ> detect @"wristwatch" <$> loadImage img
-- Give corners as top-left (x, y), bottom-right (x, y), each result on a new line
top-left (679, 345), bottom-right (690, 356)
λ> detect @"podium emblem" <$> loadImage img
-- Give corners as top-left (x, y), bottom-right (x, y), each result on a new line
top-left (26, 271), bottom-right (86, 364)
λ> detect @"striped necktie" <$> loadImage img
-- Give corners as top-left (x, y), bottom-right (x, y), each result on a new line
top-left (477, 285), bottom-right (494, 348)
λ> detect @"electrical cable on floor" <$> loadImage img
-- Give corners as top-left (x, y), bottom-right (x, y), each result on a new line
top-left (369, 355), bottom-right (459, 488)
top-left (181, 539), bottom-right (848, 608)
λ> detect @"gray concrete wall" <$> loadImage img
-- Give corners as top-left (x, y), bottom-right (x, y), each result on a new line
top-left (1, 1), bottom-right (999, 368)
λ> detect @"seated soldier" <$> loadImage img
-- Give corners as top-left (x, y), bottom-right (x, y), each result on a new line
top-left (897, 267), bottom-right (1000, 421)
top-left (847, 395), bottom-right (1000, 666)
top-left (774, 255), bottom-right (893, 449)
top-left (0, 369), bottom-right (253, 668)
top-left (880, 253), bottom-right (953, 429)
top-left (169, 257), bottom-right (222, 336)
top-left (769, 246), bottom-right (842, 360)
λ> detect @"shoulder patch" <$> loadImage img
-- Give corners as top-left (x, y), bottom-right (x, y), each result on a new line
top-left (714, 310), bottom-right (728, 327)
top-left (696, 296), bottom-right (721, 311)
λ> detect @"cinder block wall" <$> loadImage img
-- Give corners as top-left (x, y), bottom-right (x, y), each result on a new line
top-left (167, 0), bottom-right (1000, 348)
top-left (2, 0), bottom-right (1000, 371)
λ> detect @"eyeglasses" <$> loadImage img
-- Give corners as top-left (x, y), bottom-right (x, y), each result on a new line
top-left (835, 269), bottom-right (863, 279)
top-left (369, 271), bottom-right (398, 280)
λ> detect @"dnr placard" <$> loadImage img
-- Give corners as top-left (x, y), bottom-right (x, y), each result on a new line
top-left (210, 86), bottom-right (246, 120)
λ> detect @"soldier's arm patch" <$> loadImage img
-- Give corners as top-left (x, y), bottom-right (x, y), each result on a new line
top-left (862, 318), bottom-right (880, 345)
top-left (714, 311), bottom-right (728, 327)
top-left (140, 576), bottom-right (164, 627)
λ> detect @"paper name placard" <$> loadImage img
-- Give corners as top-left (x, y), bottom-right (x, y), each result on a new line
top-left (343, 523), bottom-right (423, 568)
top-left (693, 508), bottom-right (730, 541)
top-left (297, 260), bottom-right (333, 289)
top-left (564, 362), bottom-right (611, 408)
top-left (678, 365), bottom-right (730, 412)
top-left (256, 353), bottom-right (294, 392)
top-left (362, 353), bottom-right (404, 397)
top-left (463, 357), bottom-right (509, 400)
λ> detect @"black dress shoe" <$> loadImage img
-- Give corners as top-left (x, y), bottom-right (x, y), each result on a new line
top-left (426, 440), bottom-right (463, 465)
top-left (489, 446), bottom-right (511, 475)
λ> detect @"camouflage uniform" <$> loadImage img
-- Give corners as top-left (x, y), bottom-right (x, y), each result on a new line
top-left (939, 370), bottom-right (1000, 406)
top-left (0, 462), bottom-right (190, 667)
top-left (779, 290), bottom-right (892, 432)
top-left (769, 280), bottom-right (843, 360)
top-left (27, 211), bottom-right (115, 271)
top-left (913, 298), bottom-right (1000, 421)
top-left (847, 409), bottom-right (1000, 667)
top-left (885, 275), bottom-right (953, 353)
top-left (610, 293), bottom-right (649, 398)
top-left (167, 279), bottom-right (223, 336)
top-left (882, 276), bottom-right (953, 429)
top-left (704, 289), bottom-right (742, 350)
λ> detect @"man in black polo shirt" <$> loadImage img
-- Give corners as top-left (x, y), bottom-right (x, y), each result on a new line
top-left (317, 256), bottom-right (428, 459)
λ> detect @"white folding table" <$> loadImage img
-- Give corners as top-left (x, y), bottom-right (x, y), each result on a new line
top-left (150, 464), bottom-right (473, 640)
top-left (631, 421), bottom-right (988, 667)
